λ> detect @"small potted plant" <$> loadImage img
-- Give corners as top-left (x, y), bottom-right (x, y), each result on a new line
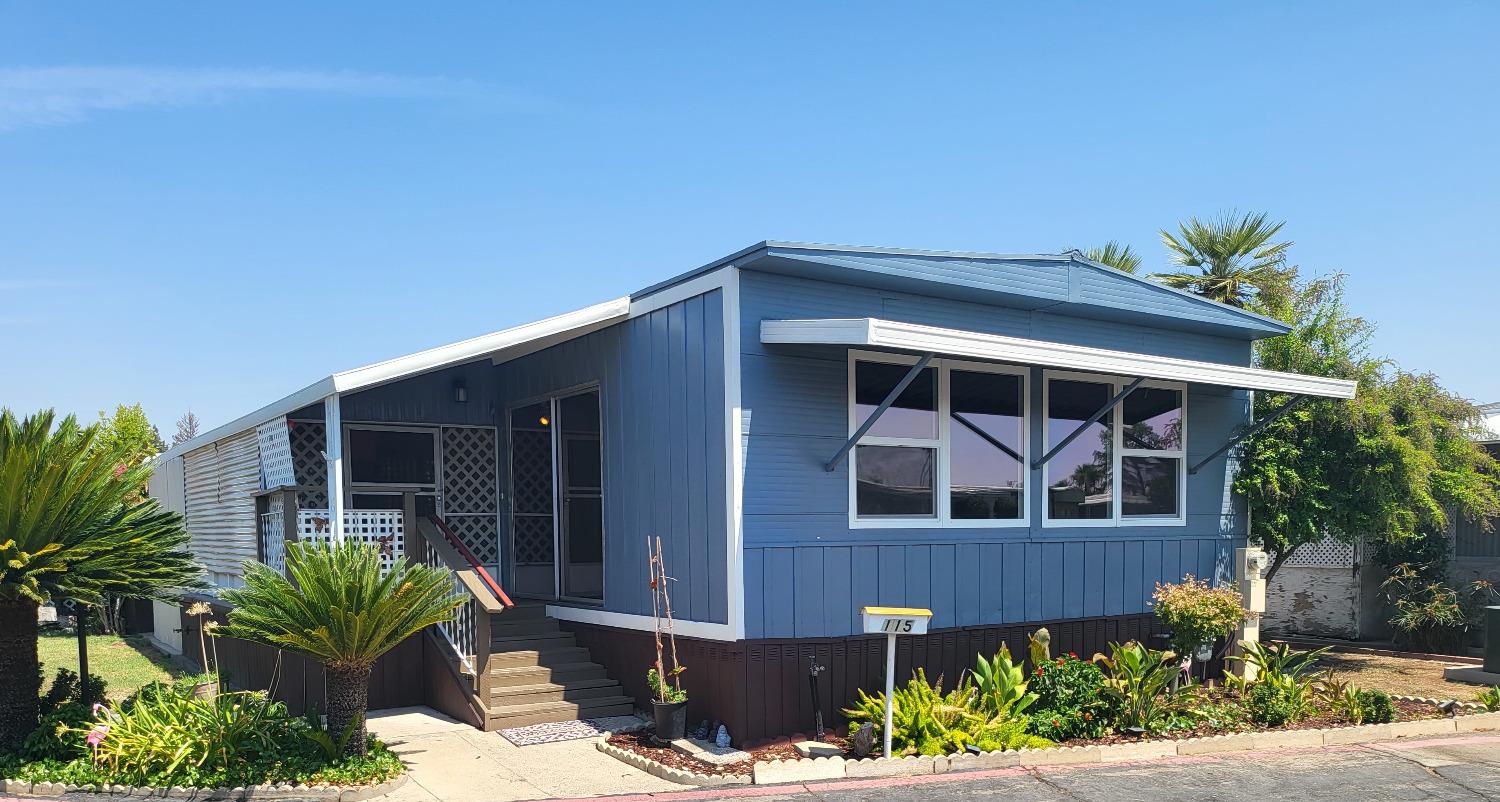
top-left (646, 536), bottom-right (688, 741)
top-left (1151, 575), bottom-right (1247, 678)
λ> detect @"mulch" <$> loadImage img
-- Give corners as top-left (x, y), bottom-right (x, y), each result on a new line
top-left (608, 697), bottom-right (1454, 770)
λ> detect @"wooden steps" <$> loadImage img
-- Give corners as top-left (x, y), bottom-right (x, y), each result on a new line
top-left (478, 605), bottom-right (635, 729)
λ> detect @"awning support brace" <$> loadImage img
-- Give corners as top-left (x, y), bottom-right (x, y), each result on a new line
top-left (825, 353), bottom-right (935, 472)
top-left (1031, 377), bottom-right (1144, 470)
top-left (1188, 394), bottom-right (1309, 475)
top-left (951, 411), bottom-right (1023, 464)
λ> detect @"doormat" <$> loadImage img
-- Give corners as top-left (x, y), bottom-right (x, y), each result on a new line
top-left (497, 715), bottom-right (648, 747)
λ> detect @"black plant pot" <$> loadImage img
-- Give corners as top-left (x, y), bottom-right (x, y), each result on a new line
top-left (652, 700), bottom-right (689, 742)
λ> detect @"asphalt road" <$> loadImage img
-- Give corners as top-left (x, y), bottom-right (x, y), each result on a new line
top-left (557, 733), bottom-right (1500, 802)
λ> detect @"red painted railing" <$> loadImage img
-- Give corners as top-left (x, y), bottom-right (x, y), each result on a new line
top-left (426, 515), bottom-right (514, 608)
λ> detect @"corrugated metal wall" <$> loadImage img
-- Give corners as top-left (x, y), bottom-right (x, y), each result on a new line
top-left (182, 429), bottom-right (260, 579)
top-left (147, 455), bottom-right (186, 516)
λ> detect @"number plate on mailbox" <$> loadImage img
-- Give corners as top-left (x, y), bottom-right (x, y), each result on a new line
top-left (861, 606), bottom-right (933, 636)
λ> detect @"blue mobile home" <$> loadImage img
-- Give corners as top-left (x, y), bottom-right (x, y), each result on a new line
top-left (150, 242), bottom-right (1354, 740)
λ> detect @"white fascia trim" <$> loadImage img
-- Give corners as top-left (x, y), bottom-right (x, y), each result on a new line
top-left (762, 318), bottom-right (1357, 399)
top-left (545, 605), bottom-right (739, 642)
top-left (160, 298), bottom-right (632, 462)
top-left (721, 267), bottom-right (746, 641)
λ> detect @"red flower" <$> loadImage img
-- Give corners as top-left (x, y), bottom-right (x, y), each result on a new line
top-left (1056, 658), bottom-right (1065, 667)
top-left (1083, 712), bottom-right (1093, 721)
top-left (1035, 667), bottom-right (1044, 676)
top-left (1069, 652), bottom-right (1078, 659)
top-left (1052, 719), bottom-right (1061, 728)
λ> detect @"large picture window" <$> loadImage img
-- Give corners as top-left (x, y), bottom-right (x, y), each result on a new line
top-left (849, 353), bottom-right (1027, 527)
top-left (1043, 372), bottom-right (1186, 527)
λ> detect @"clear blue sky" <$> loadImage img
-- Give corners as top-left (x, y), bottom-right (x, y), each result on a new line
top-left (3, 2), bottom-right (1496, 435)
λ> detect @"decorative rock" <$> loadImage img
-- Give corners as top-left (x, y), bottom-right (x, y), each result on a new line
top-left (715, 725), bottom-right (732, 748)
top-left (671, 737), bottom-right (752, 766)
top-left (851, 722), bottom-right (875, 758)
top-left (751, 756), bottom-right (846, 785)
top-left (792, 740), bottom-right (842, 758)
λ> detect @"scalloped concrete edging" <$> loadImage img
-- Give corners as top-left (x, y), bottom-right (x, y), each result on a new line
top-left (597, 706), bottom-right (1500, 786)
top-left (0, 772), bottom-right (409, 801)
top-left (595, 737), bottom-right (750, 787)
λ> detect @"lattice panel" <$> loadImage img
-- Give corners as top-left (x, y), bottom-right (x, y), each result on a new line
top-left (510, 429), bottom-right (553, 514)
top-left (442, 427), bottom-right (498, 514)
top-left (298, 509), bottom-right (404, 574)
top-left (445, 515), bottom-right (499, 567)
top-left (289, 420), bottom-right (328, 510)
top-left (258, 494), bottom-right (286, 575)
top-left (513, 514), bottom-right (554, 565)
top-left (1284, 536), bottom-right (1356, 568)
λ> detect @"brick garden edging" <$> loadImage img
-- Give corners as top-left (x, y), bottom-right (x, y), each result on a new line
top-left (598, 706), bottom-right (1500, 787)
top-left (0, 772), bottom-right (409, 801)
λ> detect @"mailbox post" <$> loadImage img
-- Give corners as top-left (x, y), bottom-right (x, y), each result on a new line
top-left (861, 606), bottom-right (933, 759)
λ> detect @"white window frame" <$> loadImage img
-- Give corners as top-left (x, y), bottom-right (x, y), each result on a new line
top-left (847, 350), bottom-right (1030, 529)
top-left (1041, 370), bottom-right (1187, 528)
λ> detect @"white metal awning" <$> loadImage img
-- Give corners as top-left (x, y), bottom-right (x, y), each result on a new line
top-left (761, 318), bottom-right (1357, 399)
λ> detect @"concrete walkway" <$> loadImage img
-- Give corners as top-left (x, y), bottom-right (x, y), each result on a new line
top-left (368, 707), bottom-right (675, 802)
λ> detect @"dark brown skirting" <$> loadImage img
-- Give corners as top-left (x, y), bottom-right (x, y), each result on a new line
top-left (563, 613), bottom-right (1193, 744)
top-left (175, 598), bottom-right (428, 715)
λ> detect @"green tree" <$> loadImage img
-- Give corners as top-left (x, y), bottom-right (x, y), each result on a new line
top-left (0, 409), bottom-right (203, 752)
top-left (222, 541), bottom-right (462, 755)
top-left (1234, 275), bottom-right (1500, 580)
top-left (1153, 211), bottom-right (1294, 307)
top-left (96, 403), bottom-right (166, 468)
top-left (1074, 241), bottom-right (1142, 274)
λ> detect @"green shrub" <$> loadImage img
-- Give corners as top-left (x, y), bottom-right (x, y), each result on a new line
top-left (1246, 681), bottom-right (1305, 727)
top-left (1093, 641), bottom-right (1178, 733)
top-left (1477, 686), bottom-right (1500, 712)
top-left (1026, 653), bottom-right (1114, 740)
top-left (1356, 689), bottom-right (1396, 724)
top-left (842, 667), bottom-right (1055, 757)
top-left (85, 687), bottom-right (287, 786)
top-left (1151, 576), bottom-right (1246, 657)
top-left (968, 645), bottom-right (1036, 719)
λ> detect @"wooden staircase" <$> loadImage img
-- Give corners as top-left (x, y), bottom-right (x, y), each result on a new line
top-left (482, 603), bottom-right (635, 729)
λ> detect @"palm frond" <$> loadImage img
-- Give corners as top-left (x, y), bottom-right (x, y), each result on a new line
top-left (1075, 241), bottom-right (1142, 274)
top-left (222, 540), bottom-right (463, 670)
top-left (1153, 210), bottom-right (1294, 306)
top-left (0, 408), bottom-right (205, 605)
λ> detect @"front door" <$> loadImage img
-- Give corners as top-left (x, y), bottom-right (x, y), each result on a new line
top-left (507, 389), bottom-right (604, 602)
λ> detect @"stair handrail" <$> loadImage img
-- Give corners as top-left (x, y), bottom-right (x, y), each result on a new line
top-left (424, 514), bottom-right (514, 608)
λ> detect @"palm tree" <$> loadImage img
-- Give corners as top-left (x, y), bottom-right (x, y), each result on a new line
top-left (223, 541), bottom-right (462, 755)
top-left (0, 409), bottom-right (203, 752)
top-left (1153, 211), bottom-right (1293, 307)
top-left (1074, 241), bottom-right (1142, 274)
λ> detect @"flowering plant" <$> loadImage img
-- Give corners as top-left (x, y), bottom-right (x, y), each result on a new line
top-left (1025, 653), bottom-right (1114, 740)
top-left (1152, 575), bottom-right (1246, 658)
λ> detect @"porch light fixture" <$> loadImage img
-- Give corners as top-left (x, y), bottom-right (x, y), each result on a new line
top-left (538, 415), bottom-right (550, 427)
top-left (452, 378), bottom-right (468, 403)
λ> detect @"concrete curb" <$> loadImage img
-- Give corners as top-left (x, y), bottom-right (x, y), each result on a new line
top-left (594, 736), bottom-right (751, 787)
top-left (595, 706), bottom-right (1500, 786)
top-left (0, 773), bottom-right (409, 801)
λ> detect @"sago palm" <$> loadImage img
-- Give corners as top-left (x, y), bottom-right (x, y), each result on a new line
top-left (222, 540), bottom-right (462, 755)
top-left (0, 409), bottom-right (203, 752)
top-left (1153, 211), bottom-right (1293, 307)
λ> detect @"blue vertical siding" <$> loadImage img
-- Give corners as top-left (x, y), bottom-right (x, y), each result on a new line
top-left (494, 289), bottom-right (728, 624)
top-left (739, 270), bottom-right (1249, 638)
top-left (341, 361), bottom-right (499, 426)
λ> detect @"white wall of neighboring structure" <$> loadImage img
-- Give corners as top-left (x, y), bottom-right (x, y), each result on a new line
top-left (181, 429), bottom-right (260, 585)
top-left (1481, 402), bottom-right (1500, 441)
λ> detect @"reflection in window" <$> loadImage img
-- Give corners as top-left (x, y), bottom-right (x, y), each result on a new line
top-left (949, 370), bottom-right (1025, 520)
top-left (1122, 456), bottom-right (1178, 517)
top-left (1123, 388), bottom-right (1182, 450)
top-left (1047, 379), bottom-right (1112, 520)
top-left (855, 361), bottom-right (936, 439)
top-left (855, 445), bottom-right (935, 517)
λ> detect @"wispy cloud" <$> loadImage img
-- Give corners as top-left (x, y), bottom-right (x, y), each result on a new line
top-left (0, 66), bottom-right (503, 131)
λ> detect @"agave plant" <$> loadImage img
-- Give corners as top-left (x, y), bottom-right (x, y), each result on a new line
top-left (222, 541), bottom-right (462, 755)
top-left (0, 409), bottom-right (204, 751)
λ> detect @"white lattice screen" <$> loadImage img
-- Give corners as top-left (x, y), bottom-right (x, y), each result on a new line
top-left (259, 493), bottom-right (286, 575)
top-left (1284, 535), bottom-right (1356, 568)
top-left (441, 426), bottom-right (499, 567)
top-left (298, 509), bottom-right (404, 574)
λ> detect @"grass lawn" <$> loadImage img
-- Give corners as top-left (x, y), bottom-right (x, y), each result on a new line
top-left (36, 630), bottom-right (189, 699)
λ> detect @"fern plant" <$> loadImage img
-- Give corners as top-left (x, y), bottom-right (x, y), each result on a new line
top-left (222, 541), bottom-right (462, 755)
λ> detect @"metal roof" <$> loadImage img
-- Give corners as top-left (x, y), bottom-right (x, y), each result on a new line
top-left (158, 297), bottom-right (630, 461)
